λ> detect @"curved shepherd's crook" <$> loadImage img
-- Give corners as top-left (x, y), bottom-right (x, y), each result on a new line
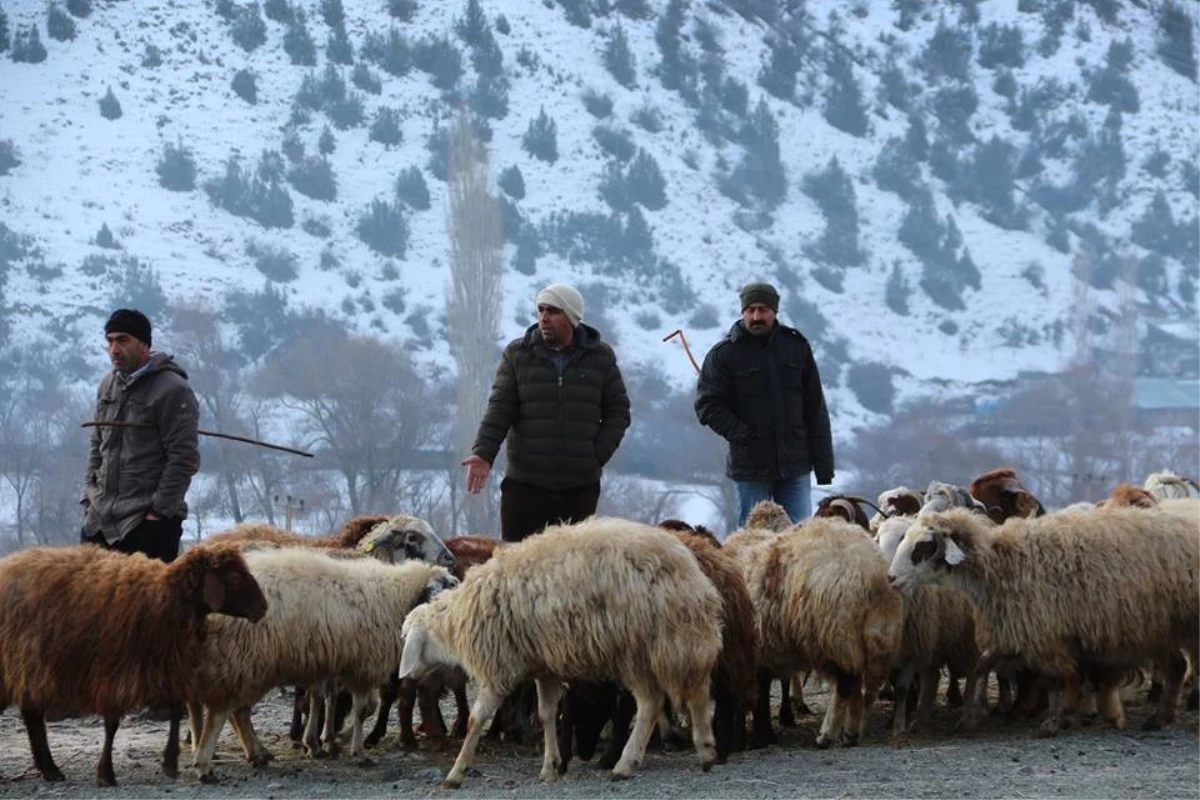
top-left (663, 329), bottom-right (701, 375)
top-left (81, 420), bottom-right (314, 458)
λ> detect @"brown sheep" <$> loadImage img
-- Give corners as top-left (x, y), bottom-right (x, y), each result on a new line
top-left (0, 543), bottom-right (267, 786)
top-left (1102, 483), bottom-right (1159, 509)
top-left (968, 467), bottom-right (1046, 525)
top-left (814, 495), bottom-right (874, 531)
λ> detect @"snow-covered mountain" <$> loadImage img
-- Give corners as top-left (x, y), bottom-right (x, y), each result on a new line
top-left (1, 0), bottom-right (1197, 436)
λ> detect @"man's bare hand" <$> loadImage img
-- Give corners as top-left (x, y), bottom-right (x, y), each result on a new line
top-left (461, 455), bottom-right (491, 494)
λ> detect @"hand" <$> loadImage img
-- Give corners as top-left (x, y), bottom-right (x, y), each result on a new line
top-left (461, 455), bottom-right (491, 495)
top-left (817, 474), bottom-right (834, 487)
top-left (145, 511), bottom-right (161, 521)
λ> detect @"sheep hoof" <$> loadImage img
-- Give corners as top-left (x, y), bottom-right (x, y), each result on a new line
top-left (1141, 715), bottom-right (1164, 731)
top-left (841, 732), bottom-right (859, 748)
top-left (1035, 720), bottom-right (1060, 738)
top-left (161, 762), bottom-right (179, 779)
top-left (356, 756), bottom-right (376, 768)
top-left (441, 777), bottom-right (462, 790)
top-left (609, 770), bottom-right (632, 782)
top-left (700, 758), bottom-right (715, 774)
top-left (199, 771), bottom-right (220, 785)
top-left (814, 735), bottom-right (833, 749)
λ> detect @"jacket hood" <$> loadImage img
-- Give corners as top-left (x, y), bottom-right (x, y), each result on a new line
top-left (125, 351), bottom-right (189, 382)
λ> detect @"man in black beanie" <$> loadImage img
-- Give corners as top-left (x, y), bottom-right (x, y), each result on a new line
top-left (694, 282), bottom-right (834, 526)
top-left (81, 308), bottom-right (200, 562)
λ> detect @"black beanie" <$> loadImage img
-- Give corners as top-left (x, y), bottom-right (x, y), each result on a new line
top-left (739, 282), bottom-right (780, 313)
top-left (104, 308), bottom-right (152, 346)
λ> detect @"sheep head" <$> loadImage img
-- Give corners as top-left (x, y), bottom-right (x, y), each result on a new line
top-left (744, 500), bottom-right (791, 532)
top-left (180, 544), bottom-right (269, 622)
top-left (920, 481), bottom-right (988, 516)
top-left (886, 508), bottom-right (982, 592)
top-left (968, 468), bottom-right (1046, 524)
top-left (360, 515), bottom-right (457, 571)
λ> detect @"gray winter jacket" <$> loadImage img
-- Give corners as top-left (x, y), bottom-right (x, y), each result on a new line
top-left (82, 352), bottom-right (201, 544)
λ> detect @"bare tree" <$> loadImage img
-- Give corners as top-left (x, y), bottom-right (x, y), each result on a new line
top-left (445, 106), bottom-right (504, 534)
top-left (253, 321), bottom-right (443, 515)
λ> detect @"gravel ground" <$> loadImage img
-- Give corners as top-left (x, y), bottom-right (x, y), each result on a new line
top-left (0, 682), bottom-right (1195, 799)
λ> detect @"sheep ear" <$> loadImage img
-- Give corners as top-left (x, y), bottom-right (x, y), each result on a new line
top-left (943, 536), bottom-right (967, 566)
top-left (202, 571), bottom-right (226, 613)
top-left (398, 629), bottom-right (425, 680)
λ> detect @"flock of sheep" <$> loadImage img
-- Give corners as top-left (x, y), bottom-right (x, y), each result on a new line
top-left (0, 468), bottom-right (1195, 789)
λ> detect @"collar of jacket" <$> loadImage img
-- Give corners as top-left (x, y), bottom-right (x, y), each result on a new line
top-left (728, 320), bottom-right (785, 344)
top-left (522, 322), bottom-right (602, 353)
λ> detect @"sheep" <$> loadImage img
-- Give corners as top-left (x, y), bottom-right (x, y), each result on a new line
top-left (724, 516), bottom-right (904, 748)
top-left (397, 516), bottom-right (723, 788)
top-left (0, 543), bottom-right (267, 786)
top-left (920, 480), bottom-right (990, 516)
top-left (556, 526), bottom-right (759, 771)
top-left (364, 534), bottom-right (504, 750)
top-left (887, 506), bottom-right (1200, 735)
top-left (868, 486), bottom-right (925, 533)
top-left (189, 548), bottom-right (458, 782)
top-left (968, 468), bottom-right (1046, 524)
top-left (814, 494), bottom-right (875, 531)
top-left (1101, 483), bottom-right (1159, 509)
top-left (875, 517), bottom-right (979, 733)
top-left (1144, 469), bottom-right (1200, 500)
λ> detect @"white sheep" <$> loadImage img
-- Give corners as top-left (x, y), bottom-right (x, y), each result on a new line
top-left (188, 547), bottom-right (458, 781)
top-left (1144, 469), bottom-right (1200, 500)
top-left (724, 516), bottom-right (904, 748)
top-left (875, 516), bottom-right (979, 732)
top-left (887, 506), bottom-right (1200, 734)
top-left (397, 516), bottom-right (723, 788)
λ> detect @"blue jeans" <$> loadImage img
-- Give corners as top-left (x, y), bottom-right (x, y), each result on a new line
top-left (735, 474), bottom-right (812, 527)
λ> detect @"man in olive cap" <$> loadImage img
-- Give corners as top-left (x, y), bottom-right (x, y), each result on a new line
top-left (81, 308), bottom-right (200, 563)
top-left (695, 282), bottom-right (834, 526)
top-left (462, 283), bottom-right (631, 542)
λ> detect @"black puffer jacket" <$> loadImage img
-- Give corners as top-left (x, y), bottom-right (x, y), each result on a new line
top-left (695, 321), bottom-right (834, 483)
top-left (472, 323), bottom-right (631, 490)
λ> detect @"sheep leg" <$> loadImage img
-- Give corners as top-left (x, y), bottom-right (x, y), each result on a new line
top-left (349, 691), bottom-right (373, 763)
top-left (321, 685), bottom-right (341, 756)
top-left (791, 671), bottom-right (813, 715)
top-left (230, 706), bottom-right (273, 766)
top-left (185, 701), bottom-right (204, 753)
top-left (97, 712), bottom-right (120, 786)
top-left (749, 668), bottom-right (777, 747)
top-left (1037, 683), bottom-right (1065, 737)
top-left (20, 708), bottom-right (64, 782)
top-left (452, 679), bottom-right (470, 738)
top-left (443, 685), bottom-right (504, 789)
top-left (682, 682), bottom-right (718, 773)
top-left (946, 668), bottom-right (964, 707)
top-left (890, 665), bottom-right (915, 736)
top-left (610, 685), bottom-right (663, 780)
top-left (535, 678), bottom-right (566, 781)
top-left (193, 706), bottom-right (229, 783)
top-left (816, 680), bottom-right (840, 748)
top-left (778, 671), bottom-right (795, 727)
top-left (964, 651), bottom-right (1004, 729)
top-left (365, 675), bottom-right (397, 749)
top-left (1095, 684), bottom-right (1126, 730)
top-left (161, 705), bottom-right (182, 779)
top-left (398, 679), bottom-right (421, 748)
top-left (597, 689), bottom-right (636, 770)
top-left (913, 666), bottom-right (940, 731)
top-left (1144, 651), bottom-right (1188, 730)
top-left (288, 687), bottom-right (307, 747)
top-left (839, 673), bottom-right (864, 747)
top-left (302, 685), bottom-right (325, 758)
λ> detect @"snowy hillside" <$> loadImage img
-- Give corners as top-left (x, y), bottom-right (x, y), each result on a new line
top-left (0, 0), bottom-right (1197, 437)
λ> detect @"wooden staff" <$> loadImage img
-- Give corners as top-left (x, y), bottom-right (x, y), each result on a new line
top-left (663, 329), bottom-right (701, 375)
top-left (81, 420), bottom-right (314, 458)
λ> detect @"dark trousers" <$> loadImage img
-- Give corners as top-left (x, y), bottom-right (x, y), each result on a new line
top-left (81, 517), bottom-right (184, 564)
top-left (499, 477), bottom-right (601, 543)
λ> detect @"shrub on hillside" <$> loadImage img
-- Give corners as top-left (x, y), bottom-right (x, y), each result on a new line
top-left (847, 363), bottom-right (896, 414)
top-left (47, 3), bottom-right (75, 41)
top-left (326, 27), bottom-right (354, 64)
top-left (388, 0), bottom-right (417, 20)
top-left (245, 239), bottom-right (298, 282)
top-left (394, 166), bottom-right (430, 210)
top-left (284, 9), bottom-right (316, 66)
top-left (351, 63), bottom-right (381, 94)
top-left (522, 107), bottom-right (558, 163)
top-left (370, 107), bottom-right (403, 147)
top-left (884, 263), bottom-right (910, 316)
top-left (99, 87), bottom-right (122, 120)
top-left (593, 125), bottom-right (635, 162)
top-left (0, 8), bottom-right (8, 54)
top-left (264, 0), bottom-right (293, 23)
top-left (361, 27), bottom-right (410, 77)
top-left (1157, 2), bottom-right (1197, 81)
top-left (141, 43), bottom-right (163, 68)
top-left (156, 140), bottom-right (197, 191)
top-left (232, 68), bottom-right (257, 104)
top-left (582, 89), bottom-right (613, 118)
top-left (287, 156), bottom-right (336, 201)
top-left (356, 199), bottom-right (409, 257)
top-left (66, 0), bottom-right (91, 17)
top-left (498, 165), bottom-right (524, 200)
top-left (0, 140), bottom-right (20, 176)
top-left (625, 149), bottom-right (667, 210)
top-left (604, 24), bottom-right (637, 87)
top-left (95, 223), bottom-right (120, 250)
top-left (108, 256), bottom-right (168, 319)
top-left (412, 34), bottom-right (462, 90)
top-left (12, 25), bottom-right (48, 63)
top-left (230, 3), bottom-right (266, 52)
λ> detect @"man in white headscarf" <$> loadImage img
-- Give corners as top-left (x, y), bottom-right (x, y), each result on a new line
top-left (461, 283), bottom-right (631, 542)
